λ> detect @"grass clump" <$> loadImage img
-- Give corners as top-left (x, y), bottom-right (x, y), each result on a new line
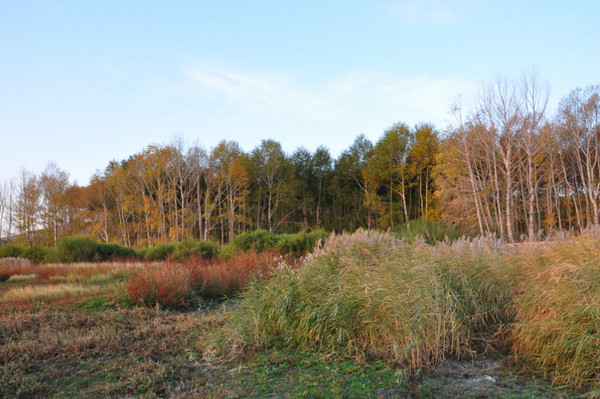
top-left (508, 233), bottom-right (600, 391)
top-left (217, 230), bottom-right (514, 370)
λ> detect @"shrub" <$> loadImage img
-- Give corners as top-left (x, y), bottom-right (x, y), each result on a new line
top-left (42, 248), bottom-right (59, 263)
top-left (22, 246), bottom-right (58, 264)
top-left (195, 250), bottom-right (285, 298)
top-left (276, 230), bottom-right (329, 256)
top-left (233, 230), bottom-right (328, 256)
top-left (394, 218), bottom-right (466, 244)
top-left (171, 239), bottom-right (219, 261)
top-left (233, 230), bottom-right (279, 252)
top-left (127, 250), bottom-right (287, 308)
top-left (143, 243), bottom-right (176, 261)
top-left (127, 263), bottom-right (193, 308)
top-left (0, 245), bottom-right (26, 259)
top-left (96, 242), bottom-right (138, 261)
top-left (58, 237), bottom-right (99, 263)
top-left (219, 244), bottom-right (236, 260)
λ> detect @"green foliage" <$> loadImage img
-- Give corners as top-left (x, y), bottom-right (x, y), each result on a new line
top-left (233, 230), bottom-right (328, 255)
top-left (233, 230), bottom-right (279, 252)
top-left (171, 239), bottom-right (219, 260)
top-left (96, 242), bottom-right (139, 261)
top-left (276, 230), bottom-right (329, 256)
top-left (0, 244), bottom-right (57, 263)
top-left (143, 242), bottom-right (176, 261)
top-left (58, 236), bottom-right (99, 263)
top-left (0, 245), bottom-right (26, 258)
top-left (0, 239), bottom-right (138, 264)
top-left (22, 246), bottom-right (58, 264)
top-left (143, 239), bottom-right (218, 261)
top-left (394, 219), bottom-right (466, 244)
top-left (219, 244), bottom-right (236, 260)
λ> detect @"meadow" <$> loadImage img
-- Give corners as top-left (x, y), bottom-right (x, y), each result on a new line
top-left (1, 229), bottom-right (599, 398)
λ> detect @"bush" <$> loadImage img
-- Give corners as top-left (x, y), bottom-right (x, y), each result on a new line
top-left (58, 236), bottom-right (99, 263)
top-left (96, 242), bottom-right (139, 261)
top-left (0, 245), bottom-right (26, 259)
top-left (143, 243), bottom-right (177, 261)
top-left (22, 246), bottom-right (58, 264)
top-left (233, 230), bottom-right (328, 256)
top-left (143, 240), bottom-right (219, 261)
top-left (127, 263), bottom-right (193, 308)
top-left (233, 230), bottom-right (279, 252)
top-left (276, 230), bottom-right (329, 256)
top-left (394, 218), bottom-right (466, 244)
top-left (171, 239), bottom-right (219, 260)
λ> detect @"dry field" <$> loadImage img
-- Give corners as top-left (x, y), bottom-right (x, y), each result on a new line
top-left (1, 232), bottom-right (598, 398)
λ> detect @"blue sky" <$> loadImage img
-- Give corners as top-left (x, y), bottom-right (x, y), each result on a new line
top-left (1, 0), bottom-right (599, 185)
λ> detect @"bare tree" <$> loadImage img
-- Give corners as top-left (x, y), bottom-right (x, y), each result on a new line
top-left (519, 71), bottom-right (549, 239)
top-left (15, 170), bottom-right (41, 246)
top-left (40, 162), bottom-right (70, 246)
top-left (480, 76), bottom-right (523, 242)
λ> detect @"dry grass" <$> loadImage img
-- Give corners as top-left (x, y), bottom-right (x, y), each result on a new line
top-left (215, 229), bottom-right (600, 393)
top-left (507, 231), bottom-right (600, 391)
top-left (0, 257), bottom-right (32, 267)
top-left (2, 284), bottom-right (106, 302)
top-left (0, 261), bottom-right (141, 282)
top-left (127, 250), bottom-right (290, 308)
top-left (0, 308), bottom-right (205, 364)
top-left (5, 274), bottom-right (39, 283)
top-left (0, 262), bottom-right (142, 312)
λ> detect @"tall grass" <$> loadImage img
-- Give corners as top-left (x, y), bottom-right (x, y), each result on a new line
top-left (216, 229), bottom-right (600, 393)
top-left (507, 232), bottom-right (600, 391)
top-left (217, 230), bottom-right (514, 369)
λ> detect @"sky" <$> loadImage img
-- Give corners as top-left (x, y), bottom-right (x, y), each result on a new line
top-left (1, 0), bottom-right (599, 186)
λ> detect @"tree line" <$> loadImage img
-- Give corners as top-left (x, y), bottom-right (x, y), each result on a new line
top-left (0, 75), bottom-right (598, 247)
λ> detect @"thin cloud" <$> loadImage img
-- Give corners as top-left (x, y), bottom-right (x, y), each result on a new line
top-left (184, 64), bottom-right (475, 131)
